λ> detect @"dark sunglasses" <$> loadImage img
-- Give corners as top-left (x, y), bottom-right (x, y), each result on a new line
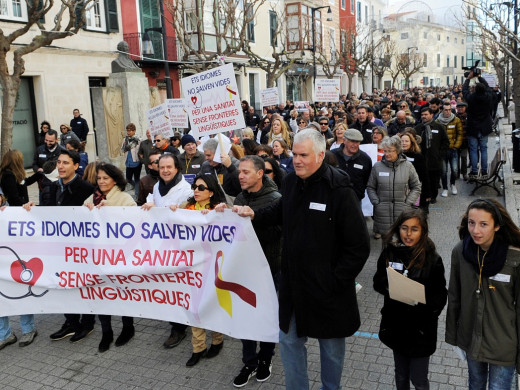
top-left (299, 121), bottom-right (306, 124)
top-left (191, 184), bottom-right (209, 191)
top-left (151, 159), bottom-right (159, 164)
top-left (320, 123), bottom-right (328, 126)
top-left (154, 139), bottom-right (162, 143)
top-left (258, 154), bottom-right (268, 159)
top-left (264, 169), bottom-right (273, 174)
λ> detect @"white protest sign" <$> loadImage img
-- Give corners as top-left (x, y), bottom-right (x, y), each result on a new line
top-left (181, 64), bottom-right (246, 138)
top-left (146, 103), bottom-right (173, 139)
top-left (0, 207), bottom-right (279, 342)
top-left (294, 101), bottom-right (310, 112)
top-left (359, 143), bottom-right (377, 217)
top-left (314, 78), bottom-right (341, 102)
top-left (481, 73), bottom-right (497, 88)
top-left (260, 88), bottom-right (280, 107)
top-left (166, 98), bottom-right (189, 129)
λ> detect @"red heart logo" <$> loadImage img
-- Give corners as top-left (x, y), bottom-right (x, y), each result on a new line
top-left (10, 258), bottom-right (44, 286)
top-left (191, 96), bottom-right (197, 105)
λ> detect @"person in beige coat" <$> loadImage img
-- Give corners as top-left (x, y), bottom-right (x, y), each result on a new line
top-left (84, 163), bottom-right (136, 352)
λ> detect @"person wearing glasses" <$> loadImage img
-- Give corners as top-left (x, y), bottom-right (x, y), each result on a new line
top-left (263, 157), bottom-right (286, 192)
top-left (59, 123), bottom-right (80, 147)
top-left (136, 150), bottom-right (161, 206)
top-left (255, 116), bottom-right (271, 144)
top-left (37, 121), bottom-right (51, 146)
top-left (387, 111), bottom-right (414, 136)
top-left (317, 116), bottom-right (333, 140)
top-left (169, 174), bottom-right (228, 367)
top-left (153, 134), bottom-right (179, 156)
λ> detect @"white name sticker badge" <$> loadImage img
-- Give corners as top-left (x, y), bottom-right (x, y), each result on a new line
top-left (309, 202), bottom-right (326, 212)
top-left (390, 262), bottom-right (404, 271)
top-left (379, 172), bottom-right (390, 177)
top-left (354, 164), bottom-right (363, 170)
top-left (432, 130), bottom-right (439, 133)
top-left (489, 273), bottom-right (511, 283)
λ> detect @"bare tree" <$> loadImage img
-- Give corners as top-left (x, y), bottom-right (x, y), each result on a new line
top-left (372, 37), bottom-right (395, 90)
top-left (241, 5), bottom-right (299, 87)
top-left (397, 51), bottom-right (424, 88)
top-left (0, 0), bottom-right (92, 156)
top-left (462, 0), bottom-right (520, 125)
top-left (388, 52), bottom-right (402, 89)
top-left (166, 0), bottom-right (266, 72)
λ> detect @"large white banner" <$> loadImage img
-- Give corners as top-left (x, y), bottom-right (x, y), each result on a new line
top-left (314, 78), bottom-right (341, 102)
top-left (181, 63), bottom-right (246, 139)
top-left (0, 207), bottom-right (279, 342)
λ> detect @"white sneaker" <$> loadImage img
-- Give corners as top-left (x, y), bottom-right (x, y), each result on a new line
top-left (441, 189), bottom-right (448, 197)
top-left (451, 184), bottom-right (458, 195)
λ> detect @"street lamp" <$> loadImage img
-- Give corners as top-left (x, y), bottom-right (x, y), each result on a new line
top-left (141, 0), bottom-right (173, 99)
top-left (311, 6), bottom-right (333, 100)
top-left (406, 46), bottom-right (418, 89)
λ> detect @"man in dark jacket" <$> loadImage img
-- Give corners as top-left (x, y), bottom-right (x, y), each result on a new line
top-left (136, 151), bottom-right (161, 206)
top-left (350, 105), bottom-right (375, 144)
top-left (200, 138), bottom-right (241, 196)
top-left (32, 129), bottom-right (64, 173)
top-left (333, 129), bottom-right (372, 200)
top-left (178, 134), bottom-right (205, 175)
top-left (232, 155), bottom-right (282, 387)
top-left (24, 149), bottom-right (95, 342)
top-left (234, 128), bottom-right (370, 390)
top-left (387, 111), bottom-right (413, 136)
top-left (70, 109), bottom-right (89, 142)
top-left (462, 72), bottom-right (494, 178)
top-left (415, 107), bottom-right (449, 204)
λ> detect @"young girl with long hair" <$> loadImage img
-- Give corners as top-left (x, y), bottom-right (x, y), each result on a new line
top-left (374, 209), bottom-right (447, 389)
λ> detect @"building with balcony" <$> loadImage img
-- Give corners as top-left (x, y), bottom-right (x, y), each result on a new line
top-left (0, 0), bottom-right (122, 164)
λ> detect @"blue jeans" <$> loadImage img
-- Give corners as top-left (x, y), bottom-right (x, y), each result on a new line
top-left (442, 148), bottom-right (460, 188)
top-left (467, 356), bottom-right (516, 390)
top-left (468, 135), bottom-right (488, 174)
top-left (280, 315), bottom-right (346, 390)
top-left (0, 315), bottom-right (34, 340)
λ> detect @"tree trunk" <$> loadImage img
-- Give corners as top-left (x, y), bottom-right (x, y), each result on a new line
top-left (266, 73), bottom-right (275, 88)
top-left (0, 75), bottom-right (20, 157)
top-left (347, 74), bottom-right (353, 94)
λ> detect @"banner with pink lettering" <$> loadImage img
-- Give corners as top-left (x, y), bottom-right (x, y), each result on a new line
top-left (0, 207), bottom-right (279, 342)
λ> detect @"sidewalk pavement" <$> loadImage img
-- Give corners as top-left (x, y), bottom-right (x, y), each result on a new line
top-left (0, 127), bottom-right (512, 390)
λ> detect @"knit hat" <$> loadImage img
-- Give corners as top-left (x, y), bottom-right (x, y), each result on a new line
top-left (181, 134), bottom-right (196, 148)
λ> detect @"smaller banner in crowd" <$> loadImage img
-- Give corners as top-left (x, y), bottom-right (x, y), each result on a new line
top-left (0, 207), bottom-right (279, 342)
top-left (260, 88), bottom-right (280, 107)
top-left (147, 103), bottom-right (173, 139)
top-left (294, 101), bottom-right (310, 112)
top-left (166, 98), bottom-right (189, 129)
top-left (481, 73), bottom-right (497, 88)
top-left (181, 63), bottom-right (246, 138)
top-left (314, 78), bottom-right (341, 102)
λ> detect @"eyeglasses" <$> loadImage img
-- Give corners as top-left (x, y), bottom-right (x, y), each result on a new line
top-left (191, 184), bottom-right (209, 191)
top-left (258, 154), bottom-right (268, 159)
top-left (151, 159), bottom-right (159, 164)
top-left (264, 169), bottom-right (273, 174)
top-left (154, 139), bottom-right (162, 143)
top-left (264, 121), bottom-right (270, 124)
top-left (299, 121), bottom-right (306, 125)
top-left (320, 123), bottom-right (328, 126)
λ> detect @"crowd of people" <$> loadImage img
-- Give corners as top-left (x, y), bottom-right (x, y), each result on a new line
top-left (0, 73), bottom-right (518, 390)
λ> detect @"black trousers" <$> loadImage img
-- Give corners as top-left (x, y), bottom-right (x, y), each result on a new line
top-left (393, 350), bottom-right (430, 390)
top-left (64, 313), bottom-right (95, 331)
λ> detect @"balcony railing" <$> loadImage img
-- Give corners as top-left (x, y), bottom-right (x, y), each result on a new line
top-left (123, 32), bottom-right (179, 62)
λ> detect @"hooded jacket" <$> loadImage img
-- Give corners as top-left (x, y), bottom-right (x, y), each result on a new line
top-left (367, 155), bottom-right (421, 235)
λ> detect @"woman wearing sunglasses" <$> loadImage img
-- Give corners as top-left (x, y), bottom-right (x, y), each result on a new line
top-left (170, 174), bottom-right (229, 367)
top-left (263, 157), bottom-right (286, 192)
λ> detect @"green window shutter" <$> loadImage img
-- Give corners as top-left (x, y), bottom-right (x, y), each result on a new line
top-left (105, 0), bottom-right (119, 32)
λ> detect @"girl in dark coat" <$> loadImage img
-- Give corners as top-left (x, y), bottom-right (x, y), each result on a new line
top-left (400, 130), bottom-right (430, 212)
top-left (373, 209), bottom-right (447, 390)
top-left (0, 150), bottom-right (41, 206)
